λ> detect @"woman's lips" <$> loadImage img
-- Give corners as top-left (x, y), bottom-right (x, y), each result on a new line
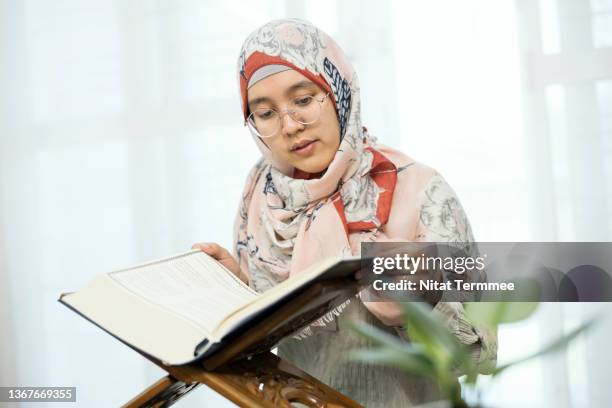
top-left (291, 139), bottom-right (318, 156)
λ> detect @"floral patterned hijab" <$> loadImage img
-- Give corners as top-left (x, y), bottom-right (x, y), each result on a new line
top-left (234, 19), bottom-right (401, 292)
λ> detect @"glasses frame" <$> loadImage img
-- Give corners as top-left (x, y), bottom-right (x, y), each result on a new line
top-left (244, 92), bottom-right (330, 139)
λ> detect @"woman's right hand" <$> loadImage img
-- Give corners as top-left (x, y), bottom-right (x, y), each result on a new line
top-left (191, 242), bottom-right (246, 283)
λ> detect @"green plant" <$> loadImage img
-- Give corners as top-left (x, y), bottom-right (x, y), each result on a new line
top-left (347, 301), bottom-right (595, 408)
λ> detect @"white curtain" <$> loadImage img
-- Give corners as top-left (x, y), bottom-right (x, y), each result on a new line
top-left (0, 1), bottom-right (610, 406)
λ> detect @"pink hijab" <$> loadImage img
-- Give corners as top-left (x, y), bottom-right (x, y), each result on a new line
top-left (233, 19), bottom-right (443, 293)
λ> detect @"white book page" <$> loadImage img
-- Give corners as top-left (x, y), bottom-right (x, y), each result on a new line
top-left (108, 250), bottom-right (258, 336)
top-left (63, 273), bottom-right (208, 365)
top-left (212, 257), bottom-right (341, 337)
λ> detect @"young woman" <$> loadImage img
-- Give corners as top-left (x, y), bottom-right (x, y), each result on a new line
top-left (193, 19), bottom-right (497, 407)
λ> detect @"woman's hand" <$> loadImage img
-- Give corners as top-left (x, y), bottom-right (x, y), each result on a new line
top-left (360, 299), bottom-right (406, 327)
top-left (354, 243), bottom-right (441, 326)
top-left (191, 242), bottom-right (247, 283)
top-left (355, 270), bottom-right (405, 326)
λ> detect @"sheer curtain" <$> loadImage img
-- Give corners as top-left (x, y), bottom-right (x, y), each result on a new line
top-left (390, 1), bottom-right (612, 406)
top-left (0, 0), bottom-right (610, 406)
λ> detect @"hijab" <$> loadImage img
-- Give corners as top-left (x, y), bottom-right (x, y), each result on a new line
top-left (234, 19), bottom-right (406, 293)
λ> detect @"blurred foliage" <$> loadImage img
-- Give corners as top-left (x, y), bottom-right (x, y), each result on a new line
top-left (348, 301), bottom-right (595, 407)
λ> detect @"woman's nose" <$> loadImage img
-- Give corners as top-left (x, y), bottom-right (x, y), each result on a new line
top-left (280, 113), bottom-right (305, 137)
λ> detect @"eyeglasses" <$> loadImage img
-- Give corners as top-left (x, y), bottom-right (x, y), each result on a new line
top-left (245, 93), bottom-right (330, 138)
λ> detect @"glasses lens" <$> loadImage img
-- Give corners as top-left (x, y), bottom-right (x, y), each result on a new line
top-left (246, 95), bottom-right (325, 137)
top-left (247, 109), bottom-right (279, 138)
top-left (289, 95), bottom-right (321, 124)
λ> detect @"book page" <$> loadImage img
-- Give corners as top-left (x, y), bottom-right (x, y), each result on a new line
top-left (62, 273), bottom-right (208, 365)
top-left (212, 256), bottom-right (344, 337)
top-left (108, 250), bottom-right (258, 335)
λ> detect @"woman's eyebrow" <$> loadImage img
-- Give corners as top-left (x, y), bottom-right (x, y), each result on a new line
top-left (286, 80), bottom-right (319, 95)
top-left (248, 96), bottom-right (272, 109)
top-left (248, 80), bottom-right (319, 109)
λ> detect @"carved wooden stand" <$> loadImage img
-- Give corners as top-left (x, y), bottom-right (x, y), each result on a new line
top-left (122, 281), bottom-right (363, 407)
top-left (122, 352), bottom-right (362, 407)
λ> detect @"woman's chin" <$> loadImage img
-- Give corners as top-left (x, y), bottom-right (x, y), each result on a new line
top-left (284, 144), bottom-right (337, 175)
top-left (292, 158), bottom-right (330, 175)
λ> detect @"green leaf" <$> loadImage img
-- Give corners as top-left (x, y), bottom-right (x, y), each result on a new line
top-left (347, 321), bottom-right (433, 361)
top-left (347, 320), bottom-right (437, 376)
top-left (465, 302), bottom-right (539, 327)
top-left (398, 302), bottom-right (468, 365)
top-left (347, 320), bottom-right (409, 349)
top-left (346, 348), bottom-right (436, 377)
top-left (493, 319), bottom-right (596, 376)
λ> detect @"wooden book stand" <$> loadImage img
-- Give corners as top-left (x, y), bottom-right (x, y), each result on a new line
top-left (122, 351), bottom-right (362, 407)
top-left (121, 282), bottom-right (363, 407)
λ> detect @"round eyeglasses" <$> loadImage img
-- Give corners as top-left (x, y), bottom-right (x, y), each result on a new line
top-left (245, 93), bottom-right (330, 138)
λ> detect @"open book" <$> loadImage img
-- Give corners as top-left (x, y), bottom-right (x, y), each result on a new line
top-left (59, 250), bottom-right (360, 367)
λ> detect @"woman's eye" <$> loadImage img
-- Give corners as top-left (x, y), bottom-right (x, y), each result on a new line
top-left (255, 109), bottom-right (274, 120)
top-left (294, 96), bottom-right (313, 106)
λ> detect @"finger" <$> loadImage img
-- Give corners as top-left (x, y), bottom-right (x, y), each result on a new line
top-left (191, 243), bottom-right (213, 252)
top-left (197, 242), bottom-right (231, 260)
top-left (204, 242), bottom-right (222, 256)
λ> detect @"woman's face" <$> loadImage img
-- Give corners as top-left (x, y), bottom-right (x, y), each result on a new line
top-left (247, 69), bottom-right (341, 174)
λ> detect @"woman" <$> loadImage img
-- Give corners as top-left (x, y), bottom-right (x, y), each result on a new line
top-left (193, 19), bottom-right (497, 407)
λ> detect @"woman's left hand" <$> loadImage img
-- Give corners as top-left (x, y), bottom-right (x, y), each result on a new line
top-left (355, 269), bottom-right (406, 326)
top-left (353, 243), bottom-right (441, 326)
top-left (360, 298), bottom-right (406, 326)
